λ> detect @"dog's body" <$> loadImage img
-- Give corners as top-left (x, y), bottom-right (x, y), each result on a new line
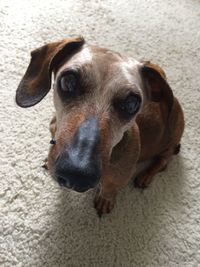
top-left (16, 37), bottom-right (184, 216)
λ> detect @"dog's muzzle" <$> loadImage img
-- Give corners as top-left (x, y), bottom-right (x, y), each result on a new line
top-left (54, 117), bottom-right (101, 192)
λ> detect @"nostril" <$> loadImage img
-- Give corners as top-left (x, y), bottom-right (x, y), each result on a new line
top-left (57, 176), bottom-right (72, 189)
top-left (57, 177), bottom-right (66, 186)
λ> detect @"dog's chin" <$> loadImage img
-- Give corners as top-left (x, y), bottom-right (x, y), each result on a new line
top-left (74, 187), bottom-right (93, 193)
top-left (62, 184), bottom-right (96, 193)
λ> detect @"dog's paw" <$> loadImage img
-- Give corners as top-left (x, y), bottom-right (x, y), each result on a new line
top-left (42, 158), bottom-right (49, 170)
top-left (94, 193), bottom-right (115, 217)
top-left (134, 174), bottom-right (151, 188)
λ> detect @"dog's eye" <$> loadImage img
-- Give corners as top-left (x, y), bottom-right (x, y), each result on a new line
top-left (114, 93), bottom-right (141, 119)
top-left (58, 71), bottom-right (78, 97)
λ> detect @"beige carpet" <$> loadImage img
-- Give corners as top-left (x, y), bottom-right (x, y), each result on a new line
top-left (1, 0), bottom-right (200, 266)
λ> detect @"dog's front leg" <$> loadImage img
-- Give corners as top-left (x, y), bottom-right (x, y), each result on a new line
top-left (94, 162), bottom-right (138, 217)
top-left (49, 114), bottom-right (57, 138)
top-left (42, 115), bottom-right (57, 170)
top-left (94, 169), bottom-right (120, 217)
top-left (94, 126), bottom-right (140, 216)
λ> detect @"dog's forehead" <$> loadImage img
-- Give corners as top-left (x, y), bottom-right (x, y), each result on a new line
top-left (56, 44), bottom-right (141, 84)
top-left (90, 45), bottom-right (141, 81)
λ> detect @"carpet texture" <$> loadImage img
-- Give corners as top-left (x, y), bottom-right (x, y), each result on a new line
top-left (1, 0), bottom-right (200, 266)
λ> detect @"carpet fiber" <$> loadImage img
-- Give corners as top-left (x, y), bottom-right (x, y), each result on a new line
top-left (1, 0), bottom-right (200, 266)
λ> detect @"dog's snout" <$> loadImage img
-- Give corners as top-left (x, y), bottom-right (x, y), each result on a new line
top-left (55, 117), bottom-right (101, 192)
top-left (72, 116), bottom-right (100, 159)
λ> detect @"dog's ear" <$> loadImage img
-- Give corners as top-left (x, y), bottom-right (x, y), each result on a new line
top-left (140, 61), bottom-right (174, 112)
top-left (16, 36), bottom-right (85, 107)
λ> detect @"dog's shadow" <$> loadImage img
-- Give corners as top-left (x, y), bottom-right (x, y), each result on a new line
top-left (38, 155), bottom-right (186, 267)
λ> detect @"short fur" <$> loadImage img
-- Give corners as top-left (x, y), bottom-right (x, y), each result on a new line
top-left (16, 37), bottom-right (184, 216)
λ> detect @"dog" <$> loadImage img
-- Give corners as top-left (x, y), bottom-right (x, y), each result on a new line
top-left (16, 36), bottom-right (184, 216)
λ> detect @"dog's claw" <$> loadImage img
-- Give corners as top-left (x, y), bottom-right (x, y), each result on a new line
top-left (42, 158), bottom-right (49, 170)
top-left (134, 175), bottom-right (151, 188)
top-left (42, 163), bottom-right (48, 170)
top-left (97, 211), bottom-right (102, 218)
top-left (94, 193), bottom-right (115, 216)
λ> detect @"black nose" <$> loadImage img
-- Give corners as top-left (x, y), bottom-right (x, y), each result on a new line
top-left (55, 117), bottom-right (101, 192)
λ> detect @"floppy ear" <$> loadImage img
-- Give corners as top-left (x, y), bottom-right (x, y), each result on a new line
top-left (140, 61), bottom-right (174, 113)
top-left (16, 36), bottom-right (85, 107)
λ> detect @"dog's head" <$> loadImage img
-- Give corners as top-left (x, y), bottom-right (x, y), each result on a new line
top-left (16, 37), bottom-right (173, 192)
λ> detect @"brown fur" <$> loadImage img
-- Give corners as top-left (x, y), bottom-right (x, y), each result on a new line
top-left (16, 37), bottom-right (184, 216)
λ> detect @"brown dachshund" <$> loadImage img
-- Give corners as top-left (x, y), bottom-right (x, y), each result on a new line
top-left (16, 36), bottom-right (184, 216)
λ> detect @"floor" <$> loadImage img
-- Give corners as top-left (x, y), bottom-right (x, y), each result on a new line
top-left (0, 0), bottom-right (200, 266)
